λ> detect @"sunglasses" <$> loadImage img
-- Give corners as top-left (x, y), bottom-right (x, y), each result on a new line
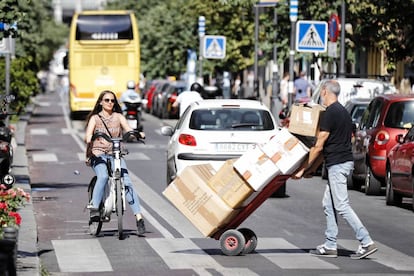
top-left (103, 98), bottom-right (115, 103)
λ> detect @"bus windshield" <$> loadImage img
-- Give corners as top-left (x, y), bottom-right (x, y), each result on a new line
top-left (76, 15), bottom-right (133, 40)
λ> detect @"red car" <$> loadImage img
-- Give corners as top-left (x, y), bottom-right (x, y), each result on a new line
top-left (352, 94), bottom-right (414, 195)
top-left (386, 125), bottom-right (414, 211)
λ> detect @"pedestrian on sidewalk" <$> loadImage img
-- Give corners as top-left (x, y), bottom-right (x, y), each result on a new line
top-left (294, 80), bottom-right (378, 259)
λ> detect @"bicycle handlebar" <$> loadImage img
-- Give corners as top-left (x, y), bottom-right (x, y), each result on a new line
top-left (91, 130), bottom-right (145, 144)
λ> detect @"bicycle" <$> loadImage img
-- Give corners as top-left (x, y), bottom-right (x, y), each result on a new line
top-left (87, 130), bottom-right (144, 240)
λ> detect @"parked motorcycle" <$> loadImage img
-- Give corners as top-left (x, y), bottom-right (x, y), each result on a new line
top-left (122, 93), bottom-right (143, 133)
top-left (0, 95), bottom-right (16, 188)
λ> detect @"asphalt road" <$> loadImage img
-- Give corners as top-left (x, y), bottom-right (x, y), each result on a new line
top-left (24, 91), bottom-right (414, 275)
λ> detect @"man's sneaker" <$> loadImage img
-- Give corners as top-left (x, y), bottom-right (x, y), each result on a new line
top-left (137, 219), bottom-right (146, 235)
top-left (350, 243), bottom-right (378, 259)
top-left (309, 244), bottom-right (338, 258)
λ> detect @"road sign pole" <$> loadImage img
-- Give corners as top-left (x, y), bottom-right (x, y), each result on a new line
top-left (254, 5), bottom-right (259, 100)
top-left (339, 0), bottom-right (346, 77)
top-left (198, 16), bottom-right (205, 83)
top-left (288, 0), bottom-right (298, 109)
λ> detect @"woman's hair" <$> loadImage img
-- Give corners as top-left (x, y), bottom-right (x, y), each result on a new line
top-left (85, 90), bottom-right (123, 124)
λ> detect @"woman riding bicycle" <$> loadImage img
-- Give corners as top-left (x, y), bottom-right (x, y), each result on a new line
top-left (85, 90), bottom-right (146, 235)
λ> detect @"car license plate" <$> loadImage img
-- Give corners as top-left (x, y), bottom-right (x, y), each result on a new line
top-left (216, 143), bottom-right (250, 152)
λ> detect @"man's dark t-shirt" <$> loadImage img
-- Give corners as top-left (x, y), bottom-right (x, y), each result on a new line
top-left (319, 101), bottom-right (353, 167)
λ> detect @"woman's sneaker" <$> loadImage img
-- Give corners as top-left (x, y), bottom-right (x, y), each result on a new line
top-left (137, 219), bottom-right (146, 235)
top-left (350, 243), bottom-right (378, 259)
top-left (309, 244), bottom-right (338, 258)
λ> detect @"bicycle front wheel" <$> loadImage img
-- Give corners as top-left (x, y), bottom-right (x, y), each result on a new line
top-left (115, 178), bottom-right (124, 240)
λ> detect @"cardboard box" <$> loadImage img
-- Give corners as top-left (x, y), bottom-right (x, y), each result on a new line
top-left (233, 146), bottom-right (281, 191)
top-left (288, 104), bottom-right (325, 137)
top-left (162, 164), bottom-right (239, 237)
top-left (208, 159), bottom-right (254, 208)
top-left (261, 128), bottom-right (309, 175)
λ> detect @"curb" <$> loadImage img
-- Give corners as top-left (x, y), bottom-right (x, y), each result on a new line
top-left (11, 103), bottom-right (40, 275)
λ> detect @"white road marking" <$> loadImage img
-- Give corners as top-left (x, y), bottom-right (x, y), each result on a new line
top-left (32, 153), bottom-right (58, 162)
top-left (147, 238), bottom-right (258, 276)
top-left (257, 238), bottom-right (338, 269)
top-left (52, 239), bottom-right (113, 272)
top-left (339, 239), bottom-right (414, 271)
top-left (30, 128), bottom-right (48, 135)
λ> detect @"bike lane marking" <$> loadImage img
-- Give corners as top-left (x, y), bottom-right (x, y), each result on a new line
top-left (52, 239), bottom-right (113, 272)
top-left (257, 238), bottom-right (338, 270)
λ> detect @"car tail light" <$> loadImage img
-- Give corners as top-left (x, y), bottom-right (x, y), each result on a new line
top-left (0, 143), bottom-right (9, 153)
top-left (169, 92), bottom-right (178, 103)
top-left (178, 134), bottom-right (197, 146)
top-left (373, 130), bottom-right (389, 150)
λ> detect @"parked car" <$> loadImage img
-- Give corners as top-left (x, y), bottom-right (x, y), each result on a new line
top-left (151, 81), bottom-right (170, 117)
top-left (159, 81), bottom-right (187, 119)
top-left (345, 98), bottom-right (371, 126)
top-left (386, 125), bottom-right (414, 211)
top-left (144, 80), bottom-right (167, 114)
top-left (351, 94), bottom-right (414, 195)
top-left (160, 99), bottom-right (286, 196)
top-left (311, 78), bottom-right (396, 106)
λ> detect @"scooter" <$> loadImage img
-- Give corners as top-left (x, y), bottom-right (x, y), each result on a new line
top-left (0, 95), bottom-right (16, 188)
top-left (123, 93), bottom-right (143, 132)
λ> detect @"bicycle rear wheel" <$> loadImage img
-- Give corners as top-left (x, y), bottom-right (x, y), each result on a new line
top-left (88, 176), bottom-right (103, 236)
top-left (115, 178), bottom-right (124, 240)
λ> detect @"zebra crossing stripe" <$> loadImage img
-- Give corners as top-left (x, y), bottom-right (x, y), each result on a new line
top-left (338, 239), bottom-right (414, 271)
top-left (52, 239), bottom-right (113, 272)
top-left (147, 238), bottom-right (258, 275)
top-left (257, 238), bottom-right (338, 269)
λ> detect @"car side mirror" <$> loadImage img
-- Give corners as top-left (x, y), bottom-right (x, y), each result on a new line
top-left (160, 126), bottom-right (174, 136)
top-left (396, 134), bottom-right (404, 144)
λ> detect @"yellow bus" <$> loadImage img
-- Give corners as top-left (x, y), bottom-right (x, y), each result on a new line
top-left (67, 10), bottom-right (140, 118)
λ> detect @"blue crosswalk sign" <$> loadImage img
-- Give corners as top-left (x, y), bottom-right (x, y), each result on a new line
top-left (296, 21), bottom-right (328, 53)
top-left (203, 35), bottom-right (226, 59)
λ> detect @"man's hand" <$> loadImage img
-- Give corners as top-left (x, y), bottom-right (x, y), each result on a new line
top-left (292, 167), bottom-right (305, 179)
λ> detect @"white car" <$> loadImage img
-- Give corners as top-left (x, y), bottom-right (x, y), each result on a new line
top-left (311, 78), bottom-right (396, 106)
top-left (161, 99), bottom-right (280, 185)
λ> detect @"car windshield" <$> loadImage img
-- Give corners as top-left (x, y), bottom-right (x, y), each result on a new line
top-left (189, 108), bottom-right (274, 131)
top-left (384, 101), bottom-right (414, 129)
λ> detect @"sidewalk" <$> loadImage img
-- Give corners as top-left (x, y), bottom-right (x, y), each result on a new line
top-left (11, 104), bottom-right (40, 275)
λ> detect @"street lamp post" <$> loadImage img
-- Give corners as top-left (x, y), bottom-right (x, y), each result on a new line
top-left (271, 7), bottom-right (282, 125)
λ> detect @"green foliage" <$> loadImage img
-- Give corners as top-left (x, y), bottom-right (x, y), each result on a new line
top-left (0, 0), bottom-right (68, 113)
top-left (105, 0), bottom-right (414, 79)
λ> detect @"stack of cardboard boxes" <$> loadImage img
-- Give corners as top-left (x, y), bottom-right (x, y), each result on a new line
top-left (163, 104), bottom-right (325, 237)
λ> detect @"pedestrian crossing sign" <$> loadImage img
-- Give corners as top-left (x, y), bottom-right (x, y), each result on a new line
top-left (296, 20), bottom-right (328, 53)
top-left (203, 35), bottom-right (226, 59)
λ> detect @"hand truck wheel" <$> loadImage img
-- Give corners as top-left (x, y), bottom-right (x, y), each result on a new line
top-left (238, 228), bottom-right (258, 254)
top-left (219, 229), bottom-right (246, 256)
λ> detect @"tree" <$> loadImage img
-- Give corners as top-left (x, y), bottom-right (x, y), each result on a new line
top-left (0, 0), bottom-right (68, 112)
top-left (347, 0), bottom-right (414, 71)
top-left (104, 0), bottom-right (414, 79)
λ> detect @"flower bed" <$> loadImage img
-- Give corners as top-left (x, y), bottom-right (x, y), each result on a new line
top-left (0, 184), bottom-right (30, 238)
